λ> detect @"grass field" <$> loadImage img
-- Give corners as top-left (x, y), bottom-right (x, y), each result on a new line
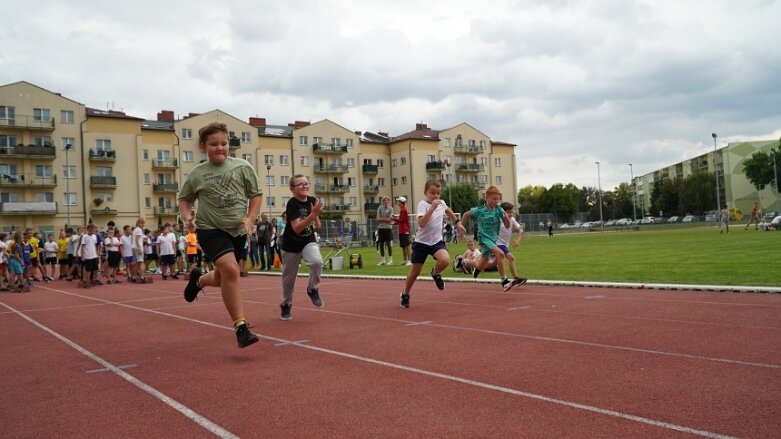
top-left (308, 225), bottom-right (780, 287)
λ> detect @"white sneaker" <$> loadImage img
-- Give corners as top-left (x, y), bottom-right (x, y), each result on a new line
top-left (387, 258), bottom-right (393, 265)
top-left (405, 261), bottom-right (412, 266)
top-left (377, 257), bottom-right (385, 266)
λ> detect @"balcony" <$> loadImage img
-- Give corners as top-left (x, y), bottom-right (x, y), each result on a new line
top-left (364, 202), bottom-right (380, 212)
top-left (0, 115), bottom-right (55, 131)
top-left (0, 145), bottom-right (57, 160)
top-left (0, 173), bottom-right (57, 188)
top-left (153, 183), bottom-right (179, 193)
top-left (153, 206), bottom-right (180, 215)
top-left (456, 163), bottom-right (485, 173)
top-left (313, 143), bottom-right (348, 154)
top-left (467, 181), bottom-right (486, 190)
top-left (425, 161), bottom-right (446, 171)
top-left (362, 164), bottom-right (378, 174)
top-left (152, 158), bottom-right (179, 169)
top-left (313, 164), bottom-right (349, 174)
top-left (453, 144), bottom-right (485, 155)
top-left (0, 201), bottom-right (58, 215)
top-left (363, 184), bottom-right (379, 194)
top-left (90, 176), bottom-right (117, 188)
top-left (322, 203), bottom-right (351, 213)
top-left (314, 184), bottom-right (350, 194)
top-left (89, 149), bottom-right (117, 162)
top-left (91, 206), bottom-right (118, 216)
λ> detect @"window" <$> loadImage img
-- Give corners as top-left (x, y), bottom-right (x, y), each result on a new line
top-left (347, 158), bottom-right (355, 168)
top-left (264, 154), bottom-right (273, 166)
top-left (64, 193), bottom-right (78, 206)
top-left (61, 138), bottom-right (75, 149)
top-left (157, 173), bottom-right (173, 184)
top-left (96, 192), bottom-right (113, 202)
top-left (300, 156), bottom-right (309, 166)
top-left (242, 153), bottom-right (252, 162)
top-left (401, 176), bottom-right (407, 184)
top-left (143, 173), bottom-right (150, 184)
top-left (157, 150), bottom-right (171, 161)
top-left (347, 177), bottom-right (356, 187)
top-left (93, 139), bottom-right (111, 151)
top-left (495, 175), bottom-right (503, 185)
top-left (0, 164), bottom-right (17, 176)
top-left (266, 196), bottom-right (276, 207)
top-left (350, 197), bottom-right (357, 206)
top-left (33, 108), bottom-right (51, 121)
top-left (182, 151), bottom-right (194, 162)
top-left (35, 165), bottom-right (53, 178)
top-left (331, 138), bottom-right (340, 146)
top-left (377, 159), bottom-right (384, 168)
top-left (392, 159), bottom-right (397, 167)
top-left (377, 177), bottom-right (385, 186)
top-left (480, 140), bottom-right (486, 148)
top-left (400, 157), bottom-right (407, 165)
top-left (392, 178), bottom-right (398, 186)
top-left (96, 166), bottom-right (113, 177)
top-left (200, 152), bottom-right (207, 162)
top-left (63, 165), bottom-right (76, 178)
top-left (280, 155), bottom-right (289, 165)
top-left (313, 136), bottom-right (322, 146)
top-left (142, 149), bottom-right (149, 160)
top-left (280, 176), bottom-right (289, 186)
top-left (36, 192), bottom-right (54, 202)
top-left (427, 174), bottom-right (438, 181)
top-left (0, 106), bottom-right (15, 120)
top-left (241, 132), bottom-right (251, 142)
top-left (299, 136), bottom-right (308, 145)
top-left (481, 157), bottom-right (488, 166)
top-left (315, 177), bottom-right (325, 187)
top-left (1, 192), bottom-right (20, 203)
top-left (34, 136), bottom-right (53, 147)
top-left (443, 138), bottom-right (451, 147)
top-left (265, 175), bottom-right (275, 186)
top-left (182, 128), bottom-right (192, 140)
top-left (427, 155), bottom-right (436, 163)
top-left (144, 197), bottom-right (151, 208)
top-left (282, 196), bottom-right (290, 207)
top-left (0, 135), bottom-right (17, 147)
top-left (346, 139), bottom-right (353, 148)
top-left (494, 157), bottom-right (501, 167)
top-left (469, 139), bottom-right (476, 147)
top-left (60, 110), bottom-right (75, 124)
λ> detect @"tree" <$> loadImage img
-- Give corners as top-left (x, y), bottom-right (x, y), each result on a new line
top-left (650, 178), bottom-right (682, 217)
top-left (517, 185), bottom-right (546, 213)
top-left (612, 182), bottom-right (634, 218)
top-left (742, 150), bottom-right (775, 191)
top-left (540, 183), bottom-right (579, 223)
top-left (680, 171), bottom-right (716, 214)
top-left (446, 182), bottom-right (481, 216)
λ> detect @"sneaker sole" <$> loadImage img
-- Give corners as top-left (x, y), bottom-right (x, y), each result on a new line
top-left (280, 315), bottom-right (292, 321)
top-left (238, 335), bottom-right (260, 348)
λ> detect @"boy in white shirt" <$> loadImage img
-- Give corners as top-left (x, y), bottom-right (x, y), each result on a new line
top-left (131, 218), bottom-right (150, 283)
top-left (79, 224), bottom-right (99, 288)
top-left (400, 180), bottom-right (458, 308)
top-left (120, 225), bottom-right (135, 280)
top-left (103, 228), bottom-right (121, 283)
top-left (496, 202), bottom-right (527, 291)
top-left (156, 223), bottom-right (179, 280)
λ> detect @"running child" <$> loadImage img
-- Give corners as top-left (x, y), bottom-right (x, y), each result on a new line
top-left (399, 180), bottom-right (458, 308)
top-left (495, 202), bottom-right (527, 291)
top-left (457, 186), bottom-right (511, 290)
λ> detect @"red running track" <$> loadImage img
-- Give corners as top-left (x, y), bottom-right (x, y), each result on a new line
top-left (1, 275), bottom-right (779, 438)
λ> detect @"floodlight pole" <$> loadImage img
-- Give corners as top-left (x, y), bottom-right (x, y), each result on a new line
top-left (266, 165), bottom-right (272, 218)
top-left (629, 163), bottom-right (636, 222)
top-left (64, 143), bottom-right (73, 227)
top-left (595, 161), bottom-right (604, 232)
top-left (712, 133), bottom-right (721, 214)
top-left (444, 159), bottom-right (452, 208)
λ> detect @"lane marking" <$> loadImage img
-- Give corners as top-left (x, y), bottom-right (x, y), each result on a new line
top-left (506, 306), bottom-right (531, 311)
top-left (0, 301), bottom-right (239, 439)
top-left (274, 339), bottom-right (309, 347)
top-left (405, 320), bottom-right (433, 326)
top-left (87, 364), bottom-right (137, 374)
top-left (584, 295), bottom-right (605, 299)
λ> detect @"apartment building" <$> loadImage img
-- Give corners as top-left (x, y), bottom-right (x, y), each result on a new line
top-left (1, 81), bottom-right (518, 232)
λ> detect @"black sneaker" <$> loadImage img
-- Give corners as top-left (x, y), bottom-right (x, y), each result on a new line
top-left (512, 277), bottom-right (528, 287)
top-left (473, 269), bottom-right (481, 279)
top-left (307, 288), bottom-right (324, 307)
top-left (400, 292), bottom-right (410, 308)
top-left (235, 323), bottom-right (259, 348)
top-left (502, 278), bottom-right (512, 291)
top-left (280, 303), bottom-right (292, 320)
top-left (431, 269), bottom-right (445, 290)
top-left (183, 268), bottom-right (203, 302)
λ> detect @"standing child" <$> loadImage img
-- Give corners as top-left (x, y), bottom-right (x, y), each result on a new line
top-left (496, 202), bottom-right (527, 290)
top-left (79, 224), bottom-right (99, 288)
top-left (457, 186), bottom-right (511, 290)
top-left (156, 223), bottom-right (178, 280)
top-left (119, 225), bottom-right (135, 281)
top-left (43, 233), bottom-right (58, 281)
top-left (0, 233), bottom-right (8, 290)
top-left (399, 180), bottom-right (458, 308)
top-left (178, 122), bottom-right (263, 348)
top-left (8, 232), bottom-right (26, 292)
top-left (56, 230), bottom-right (69, 279)
top-left (278, 174), bottom-right (325, 320)
top-left (104, 228), bottom-right (122, 283)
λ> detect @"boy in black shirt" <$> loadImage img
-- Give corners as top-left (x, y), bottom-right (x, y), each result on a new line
top-left (279, 174), bottom-right (325, 320)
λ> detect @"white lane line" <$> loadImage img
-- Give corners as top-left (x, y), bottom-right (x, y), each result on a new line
top-left (0, 301), bottom-right (239, 439)
top-left (87, 364), bottom-right (137, 374)
top-left (405, 320), bottom-right (434, 326)
top-left (31, 289), bottom-right (739, 438)
top-left (274, 339), bottom-right (309, 347)
top-left (584, 295), bottom-right (605, 299)
top-left (506, 306), bottom-right (531, 311)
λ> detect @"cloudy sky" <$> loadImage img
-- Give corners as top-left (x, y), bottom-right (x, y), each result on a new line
top-left (3, 0), bottom-right (780, 189)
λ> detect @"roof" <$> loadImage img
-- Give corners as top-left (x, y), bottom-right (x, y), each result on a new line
top-left (141, 120), bottom-right (174, 131)
top-left (491, 140), bottom-right (516, 147)
top-left (258, 124), bottom-right (294, 138)
top-left (392, 126), bottom-right (441, 142)
top-left (86, 107), bottom-right (145, 121)
top-left (360, 131), bottom-right (391, 144)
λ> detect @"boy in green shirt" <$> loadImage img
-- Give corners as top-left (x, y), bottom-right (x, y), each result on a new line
top-left (457, 186), bottom-right (510, 287)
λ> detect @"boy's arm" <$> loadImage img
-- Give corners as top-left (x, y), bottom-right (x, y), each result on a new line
top-left (290, 199), bottom-right (324, 235)
top-left (179, 199), bottom-right (195, 230)
top-left (501, 210), bottom-right (511, 229)
top-left (457, 211), bottom-right (471, 240)
top-left (244, 194), bottom-right (263, 235)
top-left (418, 201), bottom-right (441, 228)
top-left (513, 227), bottom-right (524, 246)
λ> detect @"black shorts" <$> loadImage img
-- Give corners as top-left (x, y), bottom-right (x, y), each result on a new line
top-left (58, 258), bottom-right (69, 265)
top-left (399, 233), bottom-right (411, 248)
top-left (160, 254), bottom-right (176, 266)
top-left (45, 257), bottom-right (57, 265)
top-left (83, 258), bottom-right (99, 272)
top-left (196, 229), bottom-right (247, 264)
top-left (410, 241), bottom-right (447, 264)
top-left (107, 251), bottom-right (121, 268)
top-left (377, 228), bottom-right (393, 243)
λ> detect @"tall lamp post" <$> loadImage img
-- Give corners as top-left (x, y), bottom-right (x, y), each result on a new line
top-left (266, 165), bottom-right (272, 218)
top-left (595, 161), bottom-right (604, 232)
top-left (64, 143), bottom-right (73, 227)
top-left (629, 163), bottom-right (637, 222)
top-left (444, 159), bottom-right (452, 209)
top-left (712, 133), bottom-right (721, 214)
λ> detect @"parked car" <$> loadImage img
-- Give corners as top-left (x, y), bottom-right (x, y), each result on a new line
top-left (667, 216), bottom-right (679, 223)
top-left (580, 222), bottom-right (592, 228)
top-left (615, 218), bottom-right (631, 225)
top-left (604, 219), bottom-right (616, 226)
top-left (560, 223), bottom-right (573, 229)
top-left (640, 216), bottom-right (655, 224)
top-left (682, 215), bottom-right (695, 223)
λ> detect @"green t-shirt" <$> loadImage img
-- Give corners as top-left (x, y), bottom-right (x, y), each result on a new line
top-left (178, 157), bottom-right (262, 236)
top-left (469, 204), bottom-right (504, 245)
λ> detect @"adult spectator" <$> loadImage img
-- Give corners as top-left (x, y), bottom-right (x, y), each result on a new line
top-left (395, 197), bottom-right (411, 266)
top-left (376, 196), bottom-right (394, 265)
top-left (256, 213), bottom-right (274, 270)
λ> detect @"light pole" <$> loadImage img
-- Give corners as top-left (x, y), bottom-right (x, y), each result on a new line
top-left (64, 143), bottom-right (73, 227)
top-left (444, 159), bottom-right (452, 209)
top-left (595, 161), bottom-right (604, 232)
top-left (712, 133), bottom-right (721, 214)
top-left (629, 163), bottom-right (637, 222)
top-left (266, 165), bottom-right (272, 218)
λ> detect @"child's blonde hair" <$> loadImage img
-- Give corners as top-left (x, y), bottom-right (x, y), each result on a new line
top-left (485, 186), bottom-right (501, 197)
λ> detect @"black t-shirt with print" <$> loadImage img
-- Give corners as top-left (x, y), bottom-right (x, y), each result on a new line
top-left (281, 196), bottom-right (317, 253)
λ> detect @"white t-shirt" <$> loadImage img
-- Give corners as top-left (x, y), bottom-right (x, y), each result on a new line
top-left (157, 233), bottom-right (177, 256)
top-left (80, 234), bottom-right (98, 259)
top-left (414, 199), bottom-right (448, 246)
top-left (0, 240), bottom-right (7, 264)
top-left (497, 217), bottom-right (522, 246)
top-left (132, 227), bottom-right (144, 253)
top-left (105, 236), bottom-right (120, 252)
top-left (177, 235), bottom-right (187, 253)
top-left (120, 235), bottom-right (134, 258)
top-left (44, 241), bottom-right (59, 258)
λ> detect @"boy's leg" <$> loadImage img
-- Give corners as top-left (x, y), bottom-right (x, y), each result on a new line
top-left (280, 250), bottom-right (303, 305)
top-left (403, 263), bottom-right (423, 294)
top-left (301, 243), bottom-right (323, 294)
top-left (491, 247), bottom-right (506, 279)
top-left (505, 252), bottom-right (518, 278)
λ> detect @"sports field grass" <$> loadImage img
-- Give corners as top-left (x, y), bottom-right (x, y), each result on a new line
top-left (312, 225), bottom-right (780, 287)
